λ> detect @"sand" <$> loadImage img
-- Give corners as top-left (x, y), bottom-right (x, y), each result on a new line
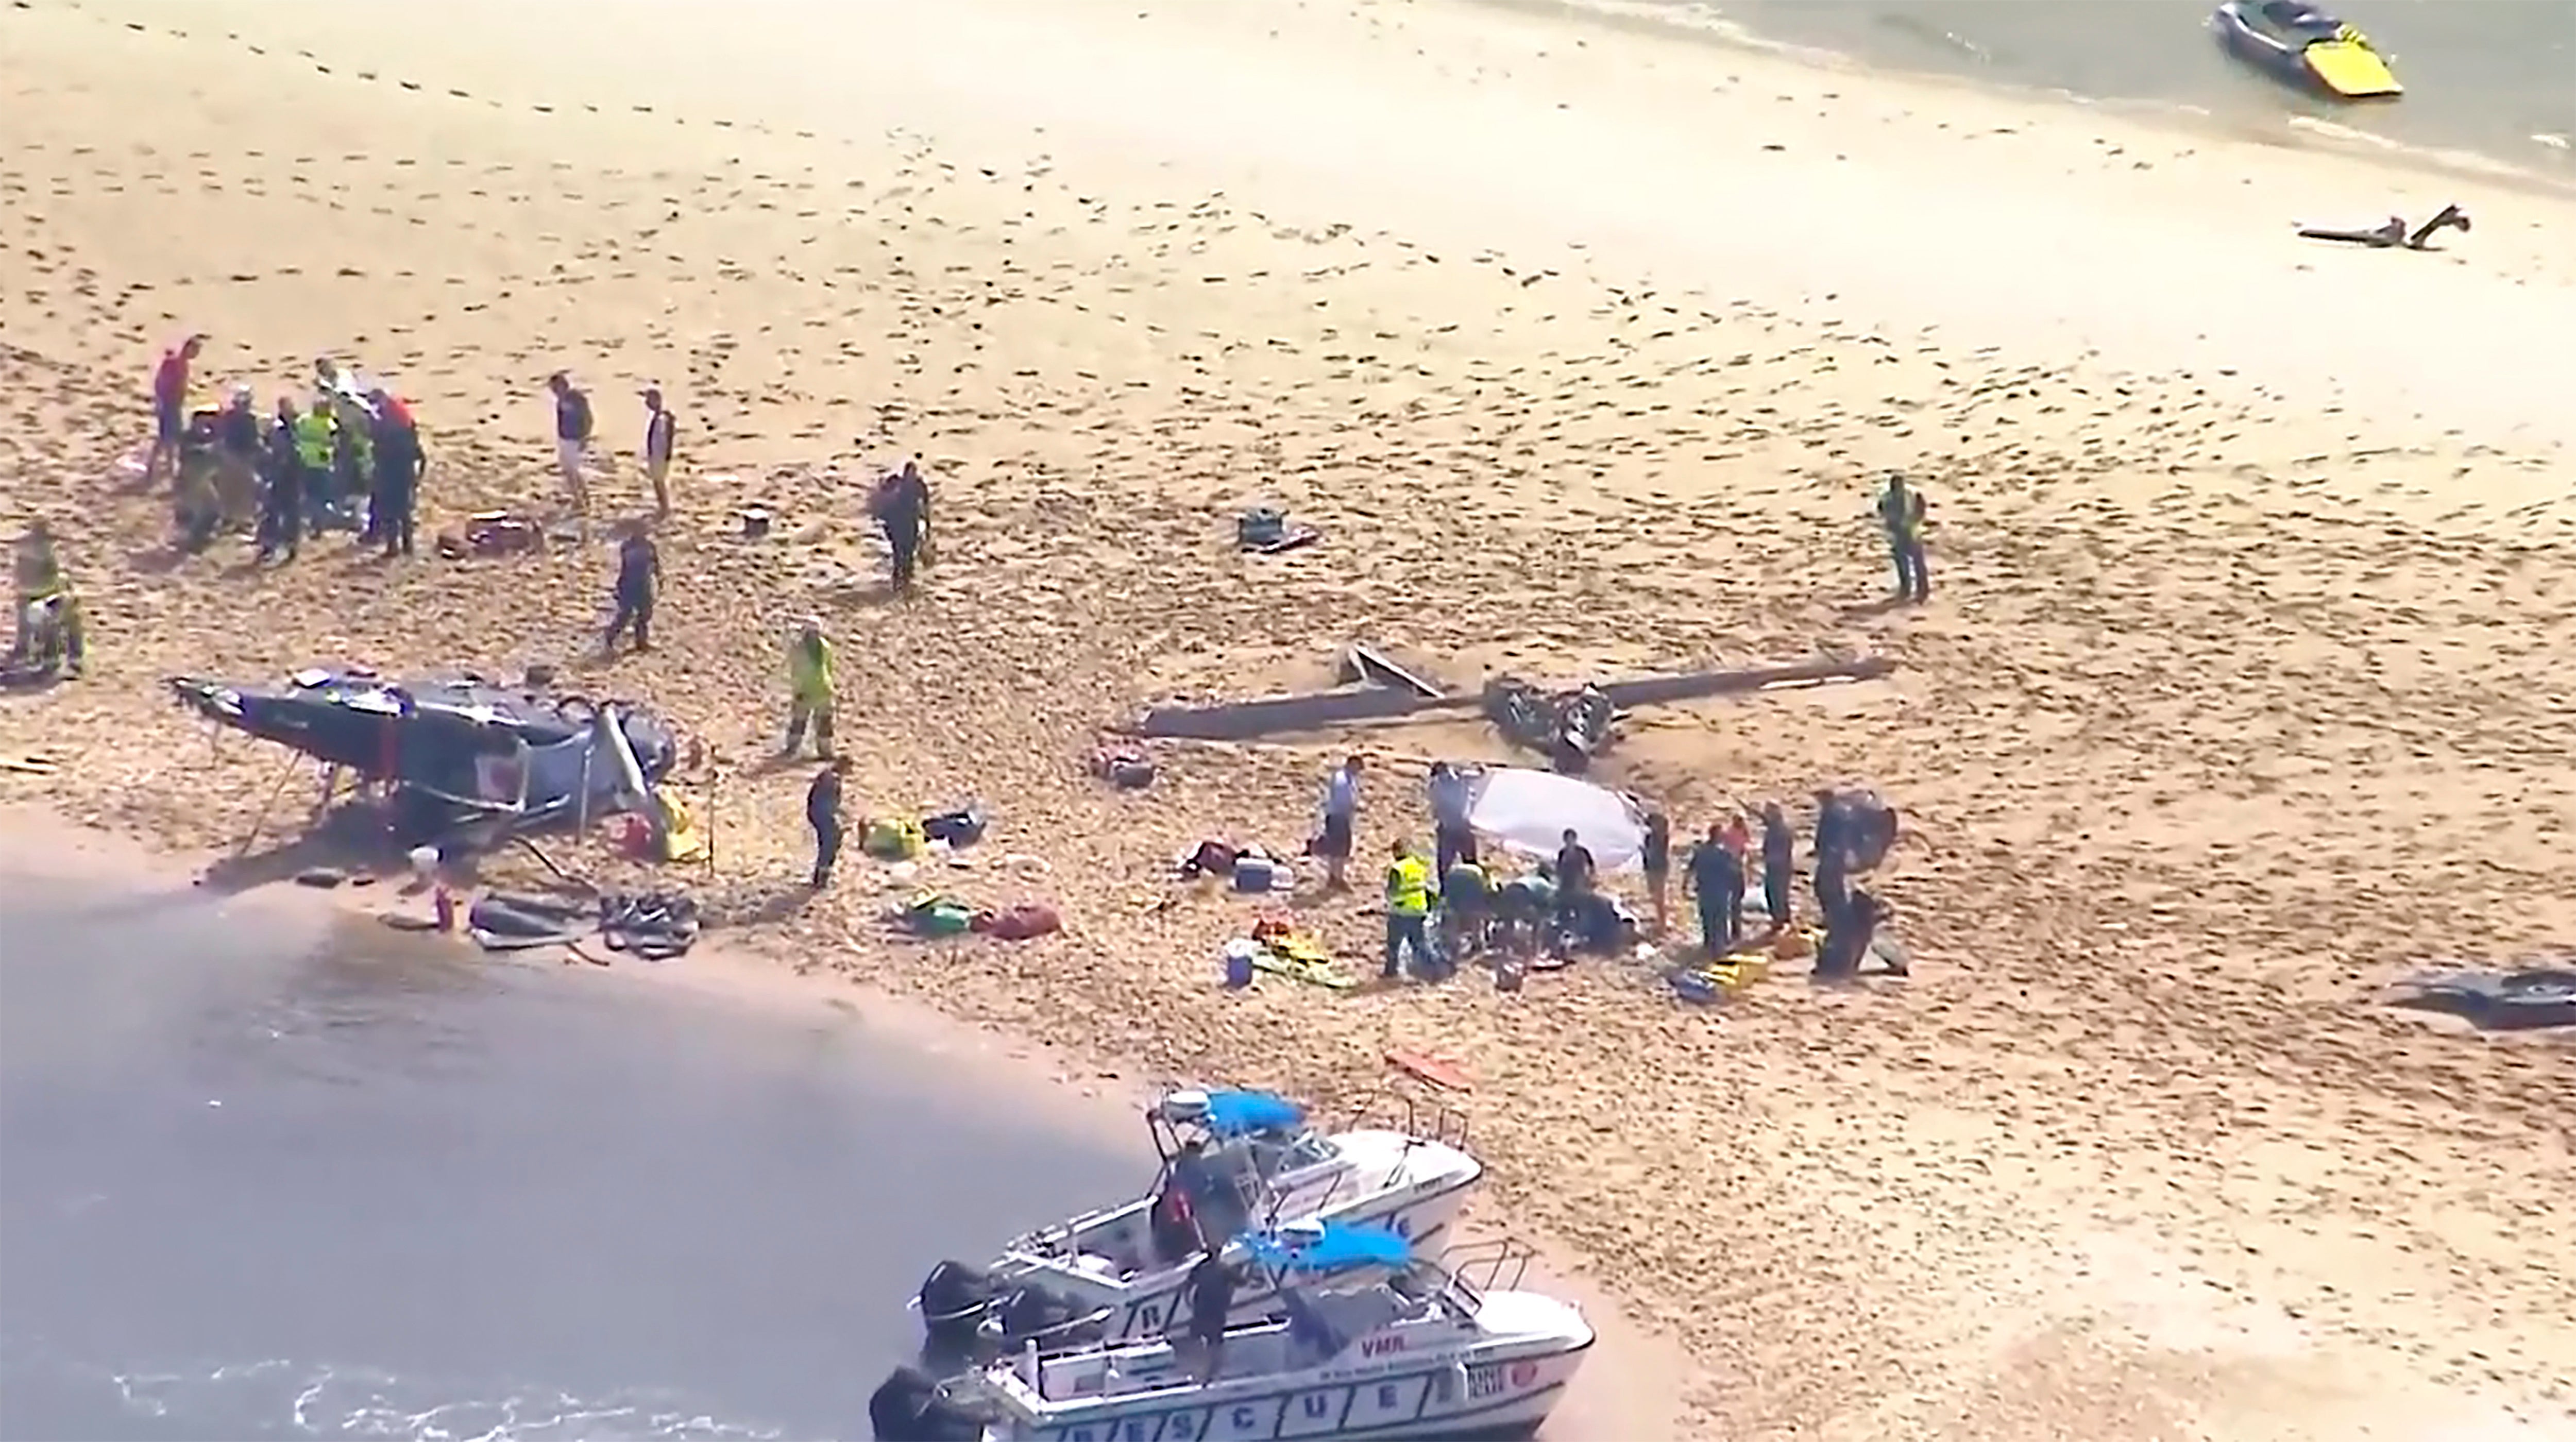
top-left (2, 0), bottom-right (2571, 1437)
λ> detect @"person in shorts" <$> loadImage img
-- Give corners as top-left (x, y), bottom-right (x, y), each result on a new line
top-left (548, 371), bottom-right (595, 518)
top-left (1310, 755), bottom-right (1362, 890)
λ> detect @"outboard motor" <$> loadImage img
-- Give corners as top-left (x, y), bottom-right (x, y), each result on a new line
top-left (868, 1365), bottom-right (980, 1442)
top-left (914, 1259), bottom-right (1001, 1355)
top-left (994, 1284), bottom-right (1106, 1353)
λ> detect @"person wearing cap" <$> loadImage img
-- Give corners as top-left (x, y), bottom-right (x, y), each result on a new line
top-left (869, 453), bottom-right (931, 593)
top-left (782, 616), bottom-right (838, 759)
top-left (1876, 472), bottom-right (1929, 603)
top-left (640, 388), bottom-right (677, 516)
top-left (548, 371), bottom-right (595, 520)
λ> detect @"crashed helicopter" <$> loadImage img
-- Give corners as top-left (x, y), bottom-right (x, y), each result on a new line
top-left (167, 668), bottom-right (680, 851)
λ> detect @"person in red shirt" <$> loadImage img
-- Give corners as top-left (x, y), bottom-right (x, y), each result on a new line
top-left (146, 335), bottom-right (206, 484)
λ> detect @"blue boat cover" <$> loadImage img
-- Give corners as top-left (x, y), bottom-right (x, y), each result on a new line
top-left (1244, 1221), bottom-right (1412, 1275)
top-left (1201, 1089), bottom-right (1306, 1138)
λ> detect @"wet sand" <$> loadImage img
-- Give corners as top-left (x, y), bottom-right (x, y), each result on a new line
top-left (0, 0), bottom-right (2571, 1437)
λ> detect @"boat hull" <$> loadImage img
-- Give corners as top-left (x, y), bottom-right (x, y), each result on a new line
top-left (983, 1341), bottom-right (1591, 1442)
top-left (2209, 4), bottom-right (2400, 99)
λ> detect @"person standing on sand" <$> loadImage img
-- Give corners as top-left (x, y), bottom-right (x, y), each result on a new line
top-left (640, 387), bottom-right (677, 517)
top-left (1427, 761), bottom-right (1477, 880)
top-left (1759, 801), bottom-right (1794, 931)
top-left (548, 372), bottom-right (595, 520)
top-left (146, 334), bottom-right (205, 485)
top-left (368, 393), bottom-right (422, 559)
top-left (1312, 754), bottom-right (1362, 890)
top-left (805, 757), bottom-right (848, 889)
top-left (1640, 810), bottom-right (1672, 937)
top-left (1382, 839), bottom-right (1434, 981)
top-left (870, 455), bottom-right (932, 594)
top-left (1687, 821), bottom-right (1744, 957)
top-left (782, 615), bottom-right (838, 760)
top-left (603, 525), bottom-right (659, 655)
top-left (1877, 472), bottom-right (1930, 603)
top-left (259, 399), bottom-right (303, 563)
top-left (1550, 827), bottom-right (1596, 947)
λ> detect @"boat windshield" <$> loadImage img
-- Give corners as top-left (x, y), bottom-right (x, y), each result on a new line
top-left (2256, 1), bottom-right (2342, 38)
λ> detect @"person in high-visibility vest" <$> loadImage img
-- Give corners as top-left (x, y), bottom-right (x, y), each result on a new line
top-left (1876, 472), bottom-right (1930, 603)
top-left (291, 404), bottom-right (335, 511)
top-left (1382, 839), bottom-right (1433, 981)
top-left (9, 524), bottom-right (86, 678)
top-left (782, 615), bottom-right (837, 759)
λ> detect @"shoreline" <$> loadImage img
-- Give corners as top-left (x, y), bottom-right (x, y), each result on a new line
top-left (0, 803), bottom-right (1689, 1441)
top-left (1492, 0), bottom-right (2576, 192)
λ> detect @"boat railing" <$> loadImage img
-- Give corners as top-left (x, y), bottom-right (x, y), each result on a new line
top-left (1336, 1087), bottom-right (1471, 1156)
top-left (1437, 1236), bottom-right (1540, 1297)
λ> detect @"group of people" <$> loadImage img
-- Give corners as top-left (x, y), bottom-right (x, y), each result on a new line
top-left (1315, 756), bottom-right (1903, 985)
top-left (150, 340), bottom-right (428, 561)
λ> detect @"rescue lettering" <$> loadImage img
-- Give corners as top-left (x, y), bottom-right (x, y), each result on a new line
top-left (1301, 1393), bottom-right (1332, 1419)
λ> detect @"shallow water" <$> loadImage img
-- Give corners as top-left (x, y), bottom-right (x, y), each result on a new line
top-left (1538, 0), bottom-right (2575, 176)
top-left (0, 881), bottom-right (1140, 1441)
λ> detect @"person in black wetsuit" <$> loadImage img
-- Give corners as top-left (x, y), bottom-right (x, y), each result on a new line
top-left (870, 456), bottom-right (931, 594)
top-left (258, 399), bottom-right (303, 564)
top-left (604, 527), bottom-right (659, 654)
top-left (1686, 822), bottom-right (1744, 957)
top-left (805, 758), bottom-right (848, 889)
top-left (1760, 802), bottom-right (1794, 931)
top-left (1181, 1253), bottom-right (1238, 1382)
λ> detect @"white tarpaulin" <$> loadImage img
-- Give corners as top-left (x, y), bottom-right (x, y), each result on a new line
top-left (1466, 767), bottom-right (1648, 873)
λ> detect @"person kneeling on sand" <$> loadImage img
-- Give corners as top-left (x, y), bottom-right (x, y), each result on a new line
top-left (8, 525), bottom-right (86, 679)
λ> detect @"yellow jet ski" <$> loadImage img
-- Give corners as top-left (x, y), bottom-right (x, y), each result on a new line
top-left (2212, 0), bottom-right (2402, 100)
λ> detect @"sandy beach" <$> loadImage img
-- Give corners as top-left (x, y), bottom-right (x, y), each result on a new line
top-left (2, 0), bottom-right (2571, 1437)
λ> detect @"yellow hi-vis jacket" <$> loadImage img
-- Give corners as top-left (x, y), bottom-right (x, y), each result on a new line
top-left (787, 634), bottom-right (835, 703)
top-left (293, 411), bottom-right (334, 469)
top-left (1385, 855), bottom-right (1431, 917)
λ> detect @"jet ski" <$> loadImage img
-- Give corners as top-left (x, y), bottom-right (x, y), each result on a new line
top-left (2211, 1), bottom-right (2401, 100)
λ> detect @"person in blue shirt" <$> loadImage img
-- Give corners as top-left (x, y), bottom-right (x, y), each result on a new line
top-left (1426, 760), bottom-right (1477, 878)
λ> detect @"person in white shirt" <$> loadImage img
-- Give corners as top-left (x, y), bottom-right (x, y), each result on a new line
top-left (1312, 755), bottom-right (1363, 890)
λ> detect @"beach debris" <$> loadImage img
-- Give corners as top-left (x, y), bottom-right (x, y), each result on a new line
top-left (1122, 655), bottom-right (1895, 743)
top-left (2296, 202), bottom-right (2471, 250)
top-left (2383, 963), bottom-right (2575, 1031)
top-left (1235, 505), bottom-right (1319, 555)
top-left (1338, 643), bottom-right (1444, 700)
top-left (1482, 674), bottom-right (1614, 773)
top-left (466, 888), bottom-right (699, 959)
top-left (294, 866), bottom-right (347, 889)
top-left (0, 751), bottom-right (59, 775)
top-left (435, 509), bottom-right (545, 559)
top-left (1090, 743), bottom-right (1156, 789)
top-left (1384, 1049), bottom-right (1471, 1092)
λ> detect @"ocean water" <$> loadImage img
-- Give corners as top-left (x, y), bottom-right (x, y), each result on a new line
top-left (1533, 0), bottom-right (2576, 177)
top-left (0, 880), bottom-right (1141, 1441)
